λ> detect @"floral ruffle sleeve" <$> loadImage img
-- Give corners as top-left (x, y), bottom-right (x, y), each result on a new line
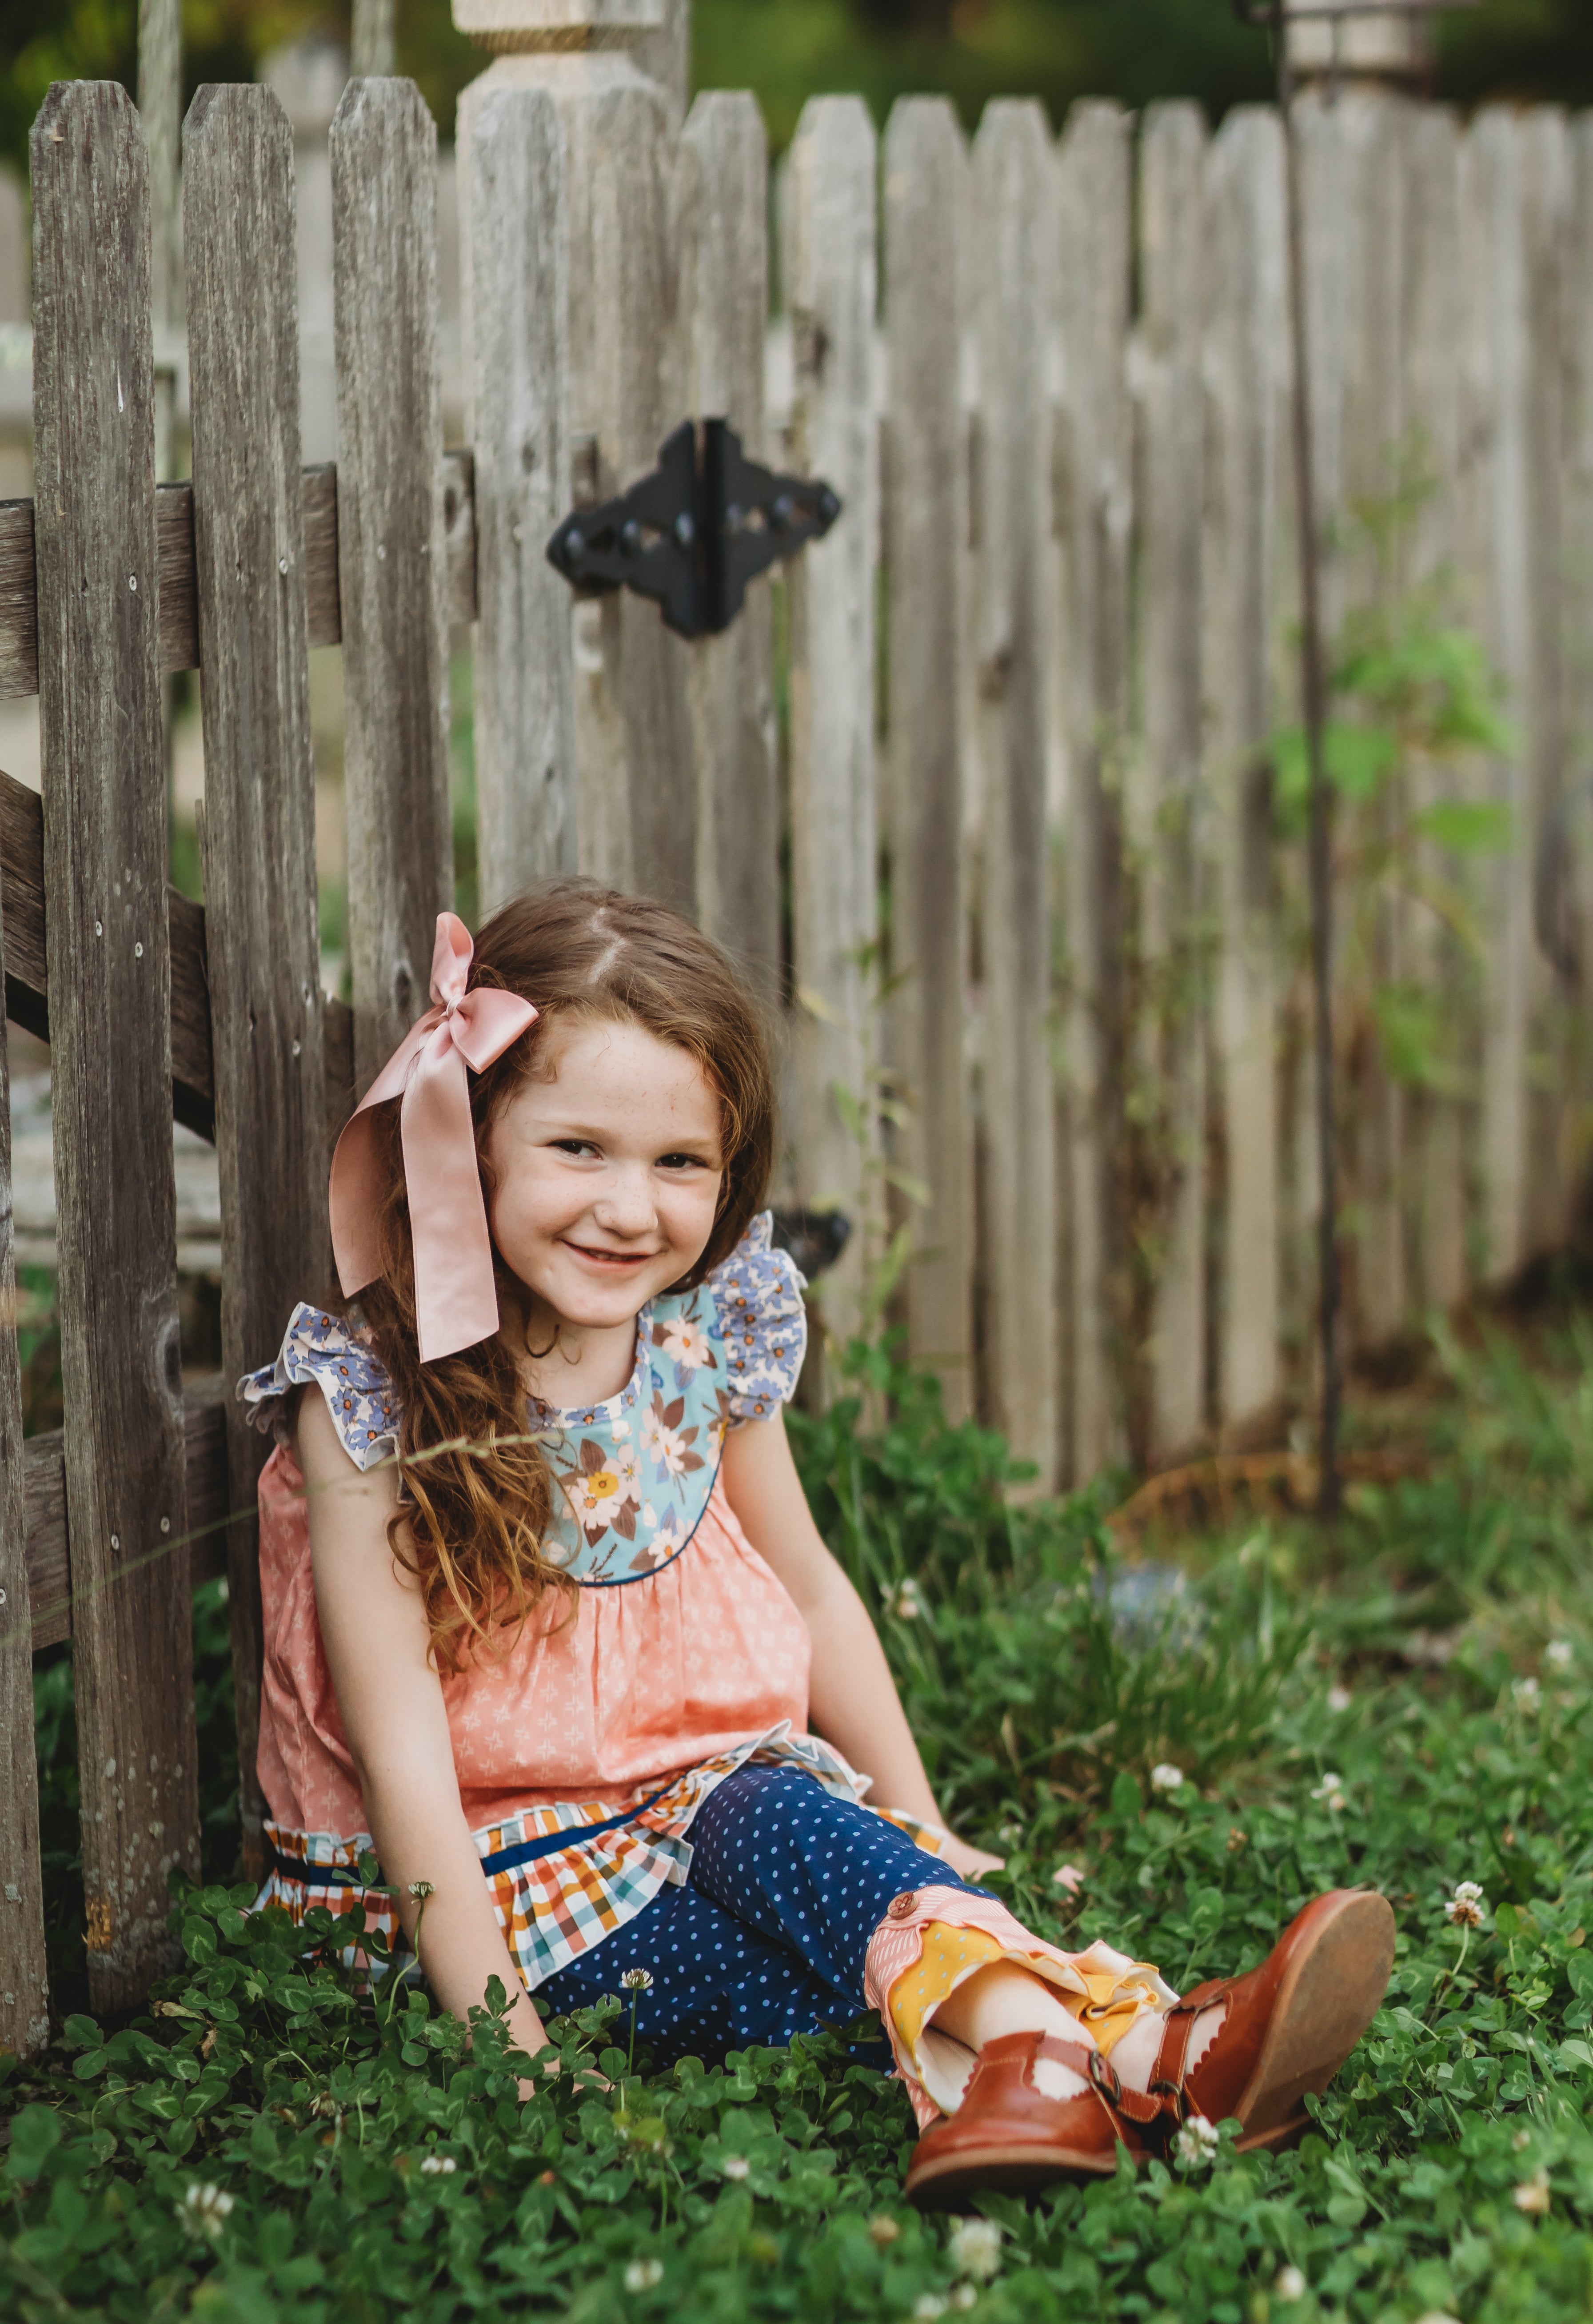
top-left (237, 1303), bottom-right (402, 1474)
top-left (706, 1212), bottom-right (808, 1424)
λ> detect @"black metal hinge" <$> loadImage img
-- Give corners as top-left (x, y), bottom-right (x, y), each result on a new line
top-left (545, 419), bottom-right (841, 642)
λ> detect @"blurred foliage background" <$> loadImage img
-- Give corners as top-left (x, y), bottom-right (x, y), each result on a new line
top-left (0, 0), bottom-right (1588, 177)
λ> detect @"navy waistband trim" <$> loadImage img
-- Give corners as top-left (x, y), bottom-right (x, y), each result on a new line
top-left (264, 1781), bottom-right (680, 1893)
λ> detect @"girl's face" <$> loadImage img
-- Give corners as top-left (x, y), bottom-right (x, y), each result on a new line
top-left (484, 1016), bottom-right (726, 1339)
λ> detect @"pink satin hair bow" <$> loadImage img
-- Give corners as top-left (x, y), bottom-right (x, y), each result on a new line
top-left (328, 913), bottom-right (538, 1363)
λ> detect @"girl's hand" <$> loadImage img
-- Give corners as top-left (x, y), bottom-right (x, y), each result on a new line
top-left (938, 1832), bottom-right (1006, 1882)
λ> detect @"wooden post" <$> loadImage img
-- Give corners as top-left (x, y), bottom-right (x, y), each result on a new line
top-left (1055, 101), bottom-right (1133, 1483)
top-left (0, 888), bottom-right (47, 2056)
top-left (784, 96), bottom-right (879, 1355)
top-left (1135, 101), bottom-right (1209, 1463)
top-left (32, 80), bottom-right (197, 2008)
top-left (1202, 106), bottom-right (1288, 1433)
top-left (882, 96), bottom-right (974, 1420)
top-left (455, 0), bottom-right (695, 917)
top-left (677, 92), bottom-right (779, 1001)
top-left (332, 77), bottom-right (454, 1086)
top-left (969, 100), bottom-right (1055, 1480)
top-left (459, 84), bottom-right (578, 907)
top-left (183, 83), bottom-right (330, 1887)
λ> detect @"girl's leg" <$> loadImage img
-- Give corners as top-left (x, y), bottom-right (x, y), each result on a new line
top-left (535, 1875), bottom-right (877, 2068)
top-left (685, 1765), bottom-right (1169, 2113)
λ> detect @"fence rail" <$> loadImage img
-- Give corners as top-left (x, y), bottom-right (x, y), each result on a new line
top-left (2, 67), bottom-right (1592, 2047)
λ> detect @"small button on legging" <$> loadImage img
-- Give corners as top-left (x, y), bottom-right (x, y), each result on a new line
top-left (535, 1763), bottom-right (995, 2064)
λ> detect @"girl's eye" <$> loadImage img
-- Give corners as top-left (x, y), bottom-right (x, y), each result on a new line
top-left (551, 1138), bottom-right (600, 1159)
top-left (658, 1152), bottom-right (709, 1172)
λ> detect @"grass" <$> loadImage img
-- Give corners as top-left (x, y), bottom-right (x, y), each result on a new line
top-left (11, 1308), bottom-right (1593, 2317)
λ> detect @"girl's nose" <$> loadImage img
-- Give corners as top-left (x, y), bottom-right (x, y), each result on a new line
top-left (593, 1166), bottom-right (657, 1236)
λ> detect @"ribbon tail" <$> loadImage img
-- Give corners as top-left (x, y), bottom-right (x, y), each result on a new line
top-left (401, 1027), bottom-right (503, 1363)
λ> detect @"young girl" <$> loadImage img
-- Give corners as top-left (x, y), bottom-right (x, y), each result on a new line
top-left (241, 880), bottom-right (1393, 2205)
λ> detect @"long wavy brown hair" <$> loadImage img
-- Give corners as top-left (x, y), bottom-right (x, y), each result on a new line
top-left (352, 879), bottom-right (777, 1674)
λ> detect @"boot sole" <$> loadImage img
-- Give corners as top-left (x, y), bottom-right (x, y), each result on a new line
top-left (906, 2137), bottom-right (1122, 2208)
top-left (1225, 1888), bottom-right (1394, 2144)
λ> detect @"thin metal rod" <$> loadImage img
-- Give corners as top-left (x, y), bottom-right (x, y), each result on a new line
top-left (1273, 26), bottom-right (1343, 1515)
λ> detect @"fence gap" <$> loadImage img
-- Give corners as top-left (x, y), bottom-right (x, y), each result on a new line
top-left (0, 973), bottom-right (46, 2056)
top-left (32, 78), bottom-right (197, 2009)
top-left (183, 82), bottom-right (330, 1884)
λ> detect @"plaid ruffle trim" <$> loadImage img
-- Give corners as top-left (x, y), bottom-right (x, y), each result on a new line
top-left (256, 1724), bottom-right (876, 1993)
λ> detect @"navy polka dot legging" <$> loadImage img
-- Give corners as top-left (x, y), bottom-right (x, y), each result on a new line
top-left (536, 1764), bottom-right (994, 2064)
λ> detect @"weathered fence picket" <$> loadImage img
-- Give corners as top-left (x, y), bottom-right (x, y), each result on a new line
top-left (882, 96), bottom-right (975, 1421)
top-left (1203, 105), bottom-right (1287, 1432)
top-left (677, 91), bottom-right (779, 998)
top-left (1134, 101), bottom-right (1208, 1465)
top-left (1056, 100), bottom-right (1134, 1482)
top-left (332, 76), bottom-right (455, 1088)
top-left (6, 63), bottom-right (1593, 2051)
top-left (32, 80), bottom-right (198, 2009)
top-left (457, 81), bottom-right (577, 907)
top-left (784, 95), bottom-right (879, 1352)
top-left (967, 100), bottom-right (1055, 1481)
top-left (184, 81), bottom-right (331, 1885)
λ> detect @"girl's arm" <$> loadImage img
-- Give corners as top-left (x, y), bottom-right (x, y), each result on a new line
top-left (720, 1413), bottom-right (1002, 1881)
top-left (296, 1390), bottom-right (552, 2069)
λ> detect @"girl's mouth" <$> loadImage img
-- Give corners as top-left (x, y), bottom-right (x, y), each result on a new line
top-left (563, 1241), bottom-right (655, 1270)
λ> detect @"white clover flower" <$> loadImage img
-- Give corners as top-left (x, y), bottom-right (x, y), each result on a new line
top-left (1547, 1639), bottom-right (1573, 1670)
top-left (1513, 2168), bottom-right (1550, 2216)
top-left (947, 2216), bottom-right (1003, 2282)
top-left (176, 2182), bottom-right (235, 2241)
top-left (1310, 1773), bottom-right (1348, 1811)
top-left (621, 1967), bottom-right (654, 1993)
top-left (1173, 2113), bottom-right (1220, 2170)
top-left (407, 1879), bottom-right (435, 1901)
top-left (1150, 1763), bottom-right (1185, 1796)
top-left (1412, 2314), bottom-right (1463, 2324)
top-left (890, 1578), bottom-right (925, 1621)
top-left (1275, 2265), bottom-right (1307, 2301)
top-left (949, 2290), bottom-right (979, 2314)
top-left (998, 1820), bottom-right (1022, 1849)
top-left (624, 2257), bottom-right (665, 2291)
top-left (721, 2154), bottom-right (750, 2181)
top-left (419, 2154), bottom-right (457, 2176)
top-left (1444, 1881), bottom-right (1486, 1928)
top-left (1513, 1676), bottom-right (1542, 1709)
top-left (867, 2215), bottom-right (902, 2248)
top-left (1327, 1685), bottom-right (1352, 1714)
top-left (912, 2299), bottom-right (948, 2322)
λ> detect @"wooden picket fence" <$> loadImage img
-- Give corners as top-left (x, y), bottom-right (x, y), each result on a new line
top-left (0, 68), bottom-right (1591, 2047)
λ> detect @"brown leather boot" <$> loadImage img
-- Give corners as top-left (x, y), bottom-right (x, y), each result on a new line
top-left (1146, 1888), bottom-right (1395, 2153)
top-left (905, 2031), bottom-right (1163, 2209)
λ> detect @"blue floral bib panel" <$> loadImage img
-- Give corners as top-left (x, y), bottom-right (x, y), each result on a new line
top-left (240, 1213), bottom-right (807, 1589)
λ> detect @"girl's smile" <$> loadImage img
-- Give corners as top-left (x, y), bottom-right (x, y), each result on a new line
top-left (483, 1016), bottom-right (725, 1402)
